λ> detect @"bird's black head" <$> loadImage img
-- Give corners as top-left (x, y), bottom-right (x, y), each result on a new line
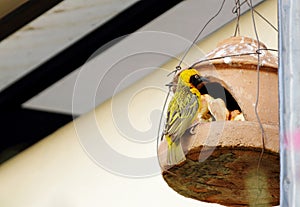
top-left (189, 74), bottom-right (210, 89)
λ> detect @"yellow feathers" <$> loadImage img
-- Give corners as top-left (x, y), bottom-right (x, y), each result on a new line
top-left (162, 68), bottom-right (245, 166)
top-left (163, 69), bottom-right (208, 165)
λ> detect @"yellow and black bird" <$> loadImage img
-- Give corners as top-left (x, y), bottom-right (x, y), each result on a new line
top-left (162, 69), bottom-right (209, 165)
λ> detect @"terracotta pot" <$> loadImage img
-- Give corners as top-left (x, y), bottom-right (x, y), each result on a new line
top-left (159, 36), bottom-right (279, 206)
top-left (195, 36), bottom-right (278, 124)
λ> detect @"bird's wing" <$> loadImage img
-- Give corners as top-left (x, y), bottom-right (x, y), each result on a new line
top-left (165, 93), bottom-right (199, 142)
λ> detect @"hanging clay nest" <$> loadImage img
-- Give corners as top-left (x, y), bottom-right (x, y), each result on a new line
top-left (158, 36), bottom-right (279, 206)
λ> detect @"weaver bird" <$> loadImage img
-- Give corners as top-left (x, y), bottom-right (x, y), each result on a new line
top-left (162, 69), bottom-right (209, 165)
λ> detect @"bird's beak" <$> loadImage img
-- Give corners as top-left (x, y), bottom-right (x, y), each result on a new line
top-left (199, 76), bottom-right (210, 83)
top-left (196, 76), bottom-right (210, 90)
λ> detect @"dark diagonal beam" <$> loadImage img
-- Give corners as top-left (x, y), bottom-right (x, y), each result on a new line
top-left (0, 0), bottom-right (183, 109)
top-left (0, 0), bottom-right (64, 41)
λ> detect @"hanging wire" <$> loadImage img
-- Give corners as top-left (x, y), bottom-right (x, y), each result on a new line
top-left (233, 0), bottom-right (242, 36)
top-left (189, 0), bottom-right (278, 69)
top-left (158, 0), bottom-right (227, 139)
top-left (246, 0), bottom-right (268, 205)
top-left (157, 0), bottom-right (226, 171)
top-left (246, 0), bottom-right (278, 32)
top-left (232, 0), bottom-right (248, 14)
top-left (189, 49), bottom-right (278, 69)
top-left (175, 0), bottom-right (226, 73)
top-left (249, 0), bottom-right (263, 160)
top-left (232, 0), bottom-right (278, 33)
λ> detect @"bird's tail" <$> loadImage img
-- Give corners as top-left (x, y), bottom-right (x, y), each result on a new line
top-left (166, 136), bottom-right (186, 166)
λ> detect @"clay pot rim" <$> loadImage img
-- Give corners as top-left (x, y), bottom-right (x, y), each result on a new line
top-left (187, 120), bottom-right (279, 150)
top-left (158, 121), bottom-right (279, 169)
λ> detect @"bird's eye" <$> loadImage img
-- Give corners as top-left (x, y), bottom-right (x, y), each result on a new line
top-left (190, 74), bottom-right (202, 87)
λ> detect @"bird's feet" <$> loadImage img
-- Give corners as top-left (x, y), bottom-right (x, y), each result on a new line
top-left (189, 122), bottom-right (200, 135)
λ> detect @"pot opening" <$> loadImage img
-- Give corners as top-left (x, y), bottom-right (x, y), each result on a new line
top-left (199, 80), bottom-right (244, 121)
